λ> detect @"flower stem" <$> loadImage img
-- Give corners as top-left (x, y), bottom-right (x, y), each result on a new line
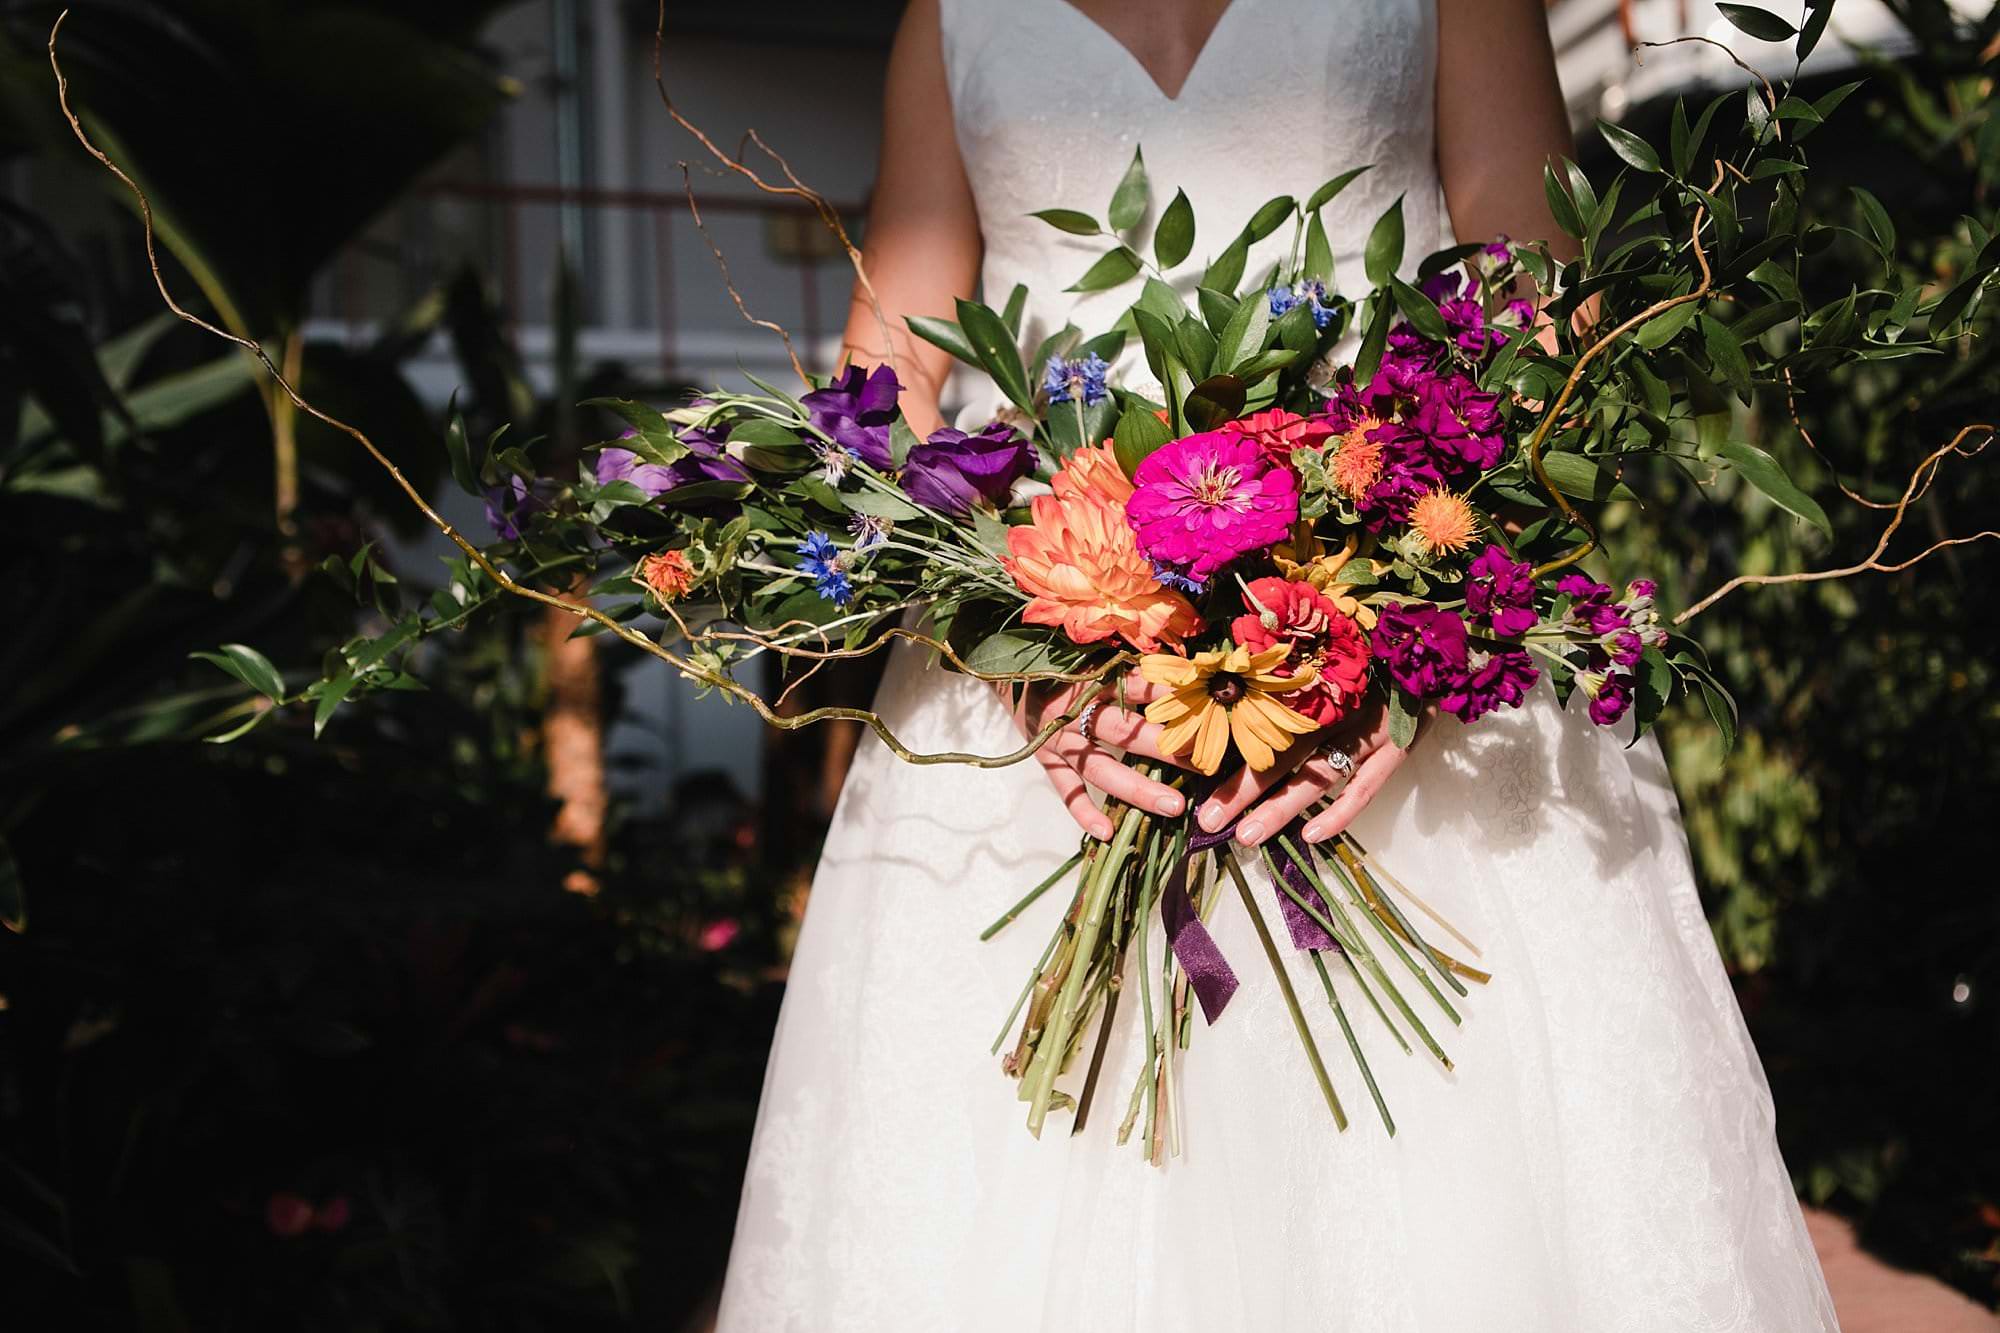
top-left (1220, 851), bottom-right (1347, 1131)
top-left (1309, 950), bottom-right (1395, 1136)
top-left (980, 850), bottom-right (1084, 941)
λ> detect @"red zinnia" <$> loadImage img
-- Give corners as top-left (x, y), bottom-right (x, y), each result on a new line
top-left (1230, 576), bottom-right (1371, 727)
top-left (1232, 408), bottom-right (1336, 467)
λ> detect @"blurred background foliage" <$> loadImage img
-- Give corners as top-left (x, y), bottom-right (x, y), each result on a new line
top-left (0, 0), bottom-right (1994, 1327)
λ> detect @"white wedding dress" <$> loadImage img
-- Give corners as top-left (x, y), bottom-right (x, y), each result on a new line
top-left (715, 1), bottom-right (1840, 1329)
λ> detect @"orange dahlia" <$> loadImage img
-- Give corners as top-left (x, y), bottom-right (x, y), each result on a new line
top-left (1005, 447), bottom-right (1201, 651)
top-left (1408, 487), bottom-right (1480, 558)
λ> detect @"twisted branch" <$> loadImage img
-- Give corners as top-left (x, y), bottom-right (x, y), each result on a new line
top-left (679, 163), bottom-right (807, 383)
top-left (1675, 423), bottom-right (1998, 622)
top-left (46, 12), bottom-right (1084, 770)
top-left (1524, 162), bottom-right (1726, 577)
top-left (649, 0), bottom-right (895, 377)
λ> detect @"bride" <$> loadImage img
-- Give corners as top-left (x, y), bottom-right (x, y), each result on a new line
top-left (716, 0), bottom-right (1840, 1328)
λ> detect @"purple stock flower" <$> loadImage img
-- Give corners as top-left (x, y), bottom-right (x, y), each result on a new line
top-left (1557, 573), bottom-right (1633, 635)
top-left (1440, 648), bottom-right (1540, 722)
top-left (802, 364), bottom-right (901, 469)
top-left (1372, 602), bottom-right (1470, 698)
top-left (1465, 544), bottom-right (1538, 638)
top-left (1608, 630), bottom-right (1646, 668)
top-left (899, 421), bottom-right (1035, 516)
top-left (1408, 373), bottom-right (1505, 472)
top-left (1587, 672), bottom-right (1634, 726)
top-left (1358, 428), bottom-right (1446, 531)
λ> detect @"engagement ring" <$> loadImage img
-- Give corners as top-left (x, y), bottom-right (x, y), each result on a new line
top-left (1076, 698), bottom-right (1104, 744)
top-left (1321, 741), bottom-right (1355, 780)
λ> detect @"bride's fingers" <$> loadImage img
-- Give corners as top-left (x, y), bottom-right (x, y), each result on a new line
top-left (1046, 727), bottom-right (1186, 816)
top-left (1194, 734), bottom-right (1319, 831)
top-left (1233, 753), bottom-right (1349, 848)
top-left (1300, 740), bottom-right (1413, 844)
top-left (1085, 706), bottom-right (1199, 772)
top-left (1034, 742), bottom-right (1114, 840)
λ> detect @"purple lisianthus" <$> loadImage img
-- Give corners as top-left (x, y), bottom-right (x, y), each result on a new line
top-left (899, 421), bottom-right (1035, 516)
top-left (483, 474), bottom-right (545, 541)
top-left (1440, 648), bottom-right (1540, 722)
top-left (1465, 544), bottom-right (1538, 638)
top-left (1126, 431), bottom-right (1299, 583)
top-left (596, 423), bottom-right (749, 497)
top-left (802, 364), bottom-right (901, 469)
top-left (1372, 602), bottom-right (1470, 698)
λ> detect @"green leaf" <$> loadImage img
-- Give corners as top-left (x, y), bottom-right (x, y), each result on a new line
top-left (1387, 688), bottom-right (1419, 750)
top-left (1354, 292), bottom-right (1394, 385)
top-left (1001, 284), bottom-right (1029, 338)
top-left (1597, 119), bottom-right (1662, 173)
top-left (1196, 287), bottom-right (1239, 334)
top-left (1718, 439), bottom-right (1832, 537)
top-left (841, 488), bottom-right (925, 521)
top-left (955, 298), bottom-right (1035, 411)
top-left (1108, 147), bottom-right (1150, 231)
top-left (191, 643), bottom-right (287, 701)
top-left (1797, 0), bottom-right (1834, 58)
top-left (1067, 246), bottom-right (1144, 294)
top-left (1031, 208), bottom-right (1101, 236)
top-left (1305, 165), bottom-right (1371, 214)
top-left (1388, 277), bottom-right (1448, 341)
top-left (890, 416), bottom-right (922, 468)
top-left (1701, 315), bottom-right (1753, 397)
top-left (1364, 195), bottom-right (1406, 287)
top-left (1715, 4), bottom-right (1796, 40)
top-left (1543, 163), bottom-right (1583, 239)
top-left (443, 406), bottom-right (480, 496)
top-left (1245, 196), bottom-right (1296, 242)
top-left (1214, 288), bottom-right (1272, 374)
top-left (1634, 300), bottom-right (1699, 349)
top-left (727, 418), bottom-right (803, 448)
top-left (1202, 231), bottom-right (1251, 294)
top-left (1183, 375), bottom-right (1247, 433)
top-left (905, 315), bottom-right (980, 368)
top-left (963, 631), bottom-right (1081, 677)
top-left (1538, 452), bottom-right (1640, 502)
top-left (1154, 189), bottom-right (1196, 269)
top-left (313, 670), bottom-right (357, 738)
top-left (1173, 317), bottom-right (1218, 380)
top-left (1112, 403), bottom-right (1173, 478)
top-left (1850, 187), bottom-right (1895, 258)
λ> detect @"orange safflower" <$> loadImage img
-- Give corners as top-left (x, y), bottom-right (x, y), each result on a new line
top-left (1329, 420), bottom-right (1386, 497)
top-left (1408, 487), bottom-right (1480, 558)
top-left (638, 549), bottom-right (697, 602)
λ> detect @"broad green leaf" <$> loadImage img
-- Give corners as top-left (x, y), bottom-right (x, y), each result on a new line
top-left (1364, 195), bottom-right (1406, 287)
top-left (1597, 119), bottom-right (1662, 173)
top-left (1354, 292), bottom-right (1393, 385)
top-left (727, 418), bottom-right (803, 448)
top-left (1715, 4), bottom-right (1796, 41)
top-left (1387, 688), bottom-right (1419, 749)
top-left (1067, 245), bottom-right (1144, 294)
top-left (1543, 163), bottom-right (1582, 239)
top-left (1154, 188), bottom-right (1196, 269)
top-left (963, 631), bottom-right (1081, 677)
top-left (1850, 187), bottom-right (1895, 257)
top-left (1112, 403), bottom-right (1173, 477)
top-left (1173, 317), bottom-right (1218, 380)
top-left (1031, 208), bottom-right (1100, 236)
top-left (1215, 289), bottom-right (1272, 373)
top-left (1001, 284), bottom-right (1029, 338)
top-left (955, 298), bottom-right (1035, 411)
top-left (1196, 287), bottom-right (1239, 335)
top-left (1305, 165), bottom-right (1371, 214)
top-left (1797, 0), bottom-right (1834, 58)
top-left (905, 315), bottom-right (980, 367)
top-left (1388, 276), bottom-right (1448, 341)
top-left (1537, 452), bottom-right (1640, 502)
top-left (313, 671), bottom-right (357, 738)
top-left (890, 416), bottom-right (922, 468)
top-left (1245, 195), bottom-right (1296, 242)
top-left (191, 643), bottom-right (287, 701)
top-left (841, 488), bottom-right (925, 521)
top-left (1183, 375), bottom-right (1247, 433)
top-left (1108, 147), bottom-right (1150, 231)
top-left (1634, 300), bottom-right (1699, 349)
top-left (1202, 231), bottom-right (1250, 294)
top-left (1718, 439), bottom-right (1832, 536)
top-left (1701, 315), bottom-right (1753, 396)
top-left (444, 406), bottom-right (480, 496)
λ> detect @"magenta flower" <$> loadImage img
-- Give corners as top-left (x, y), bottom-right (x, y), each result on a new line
top-left (1557, 573), bottom-right (1633, 635)
top-left (1372, 602), bottom-right (1470, 698)
top-left (1587, 671), bottom-right (1634, 726)
top-left (1126, 431), bottom-right (1299, 583)
top-left (1408, 373), bottom-right (1506, 472)
top-left (1440, 648), bottom-right (1540, 722)
top-left (1465, 544), bottom-right (1538, 638)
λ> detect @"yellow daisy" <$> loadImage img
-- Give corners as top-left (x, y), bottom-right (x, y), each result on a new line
top-left (1139, 643), bottom-right (1322, 775)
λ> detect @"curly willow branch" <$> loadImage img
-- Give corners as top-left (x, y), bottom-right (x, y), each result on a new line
top-left (648, 0), bottom-right (895, 379)
top-left (1674, 423), bottom-right (1998, 623)
top-left (45, 12), bottom-right (1084, 769)
top-left (1524, 161), bottom-right (1726, 578)
top-left (679, 163), bottom-right (807, 383)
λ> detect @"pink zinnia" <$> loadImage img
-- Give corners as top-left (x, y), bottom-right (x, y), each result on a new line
top-left (1126, 432), bottom-right (1299, 583)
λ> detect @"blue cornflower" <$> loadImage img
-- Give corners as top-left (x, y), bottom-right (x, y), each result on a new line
top-left (796, 531), bottom-right (854, 606)
top-left (1149, 559), bottom-right (1205, 594)
top-left (1042, 352), bottom-right (1110, 407)
top-left (847, 512), bottom-right (892, 551)
top-left (1269, 281), bottom-right (1337, 331)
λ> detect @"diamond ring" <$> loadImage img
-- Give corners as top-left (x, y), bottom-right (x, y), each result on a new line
top-left (1320, 741), bottom-right (1356, 780)
top-left (1076, 698), bottom-right (1104, 744)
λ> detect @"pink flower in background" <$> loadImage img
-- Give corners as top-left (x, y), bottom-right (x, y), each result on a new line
top-left (1230, 408), bottom-right (1334, 467)
top-left (315, 1196), bottom-right (352, 1233)
top-left (266, 1192), bottom-right (315, 1238)
top-left (698, 919), bottom-right (741, 952)
top-left (1127, 432), bottom-right (1298, 584)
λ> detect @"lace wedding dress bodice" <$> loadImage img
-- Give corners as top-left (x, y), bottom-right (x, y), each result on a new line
top-left (715, 2), bottom-right (1840, 1329)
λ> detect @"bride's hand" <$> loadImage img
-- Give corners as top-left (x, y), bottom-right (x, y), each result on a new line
top-left (1003, 674), bottom-right (1191, 840)
top-left (1192, 695), bottom-right (1432, 850)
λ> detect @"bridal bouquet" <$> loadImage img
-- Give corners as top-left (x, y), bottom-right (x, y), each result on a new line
top-left (163, 22), bottom-right (1996, 1163)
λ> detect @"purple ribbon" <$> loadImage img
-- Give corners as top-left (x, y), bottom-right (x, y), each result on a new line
top-left (1160, 814), bottom-right (1342, 1025)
